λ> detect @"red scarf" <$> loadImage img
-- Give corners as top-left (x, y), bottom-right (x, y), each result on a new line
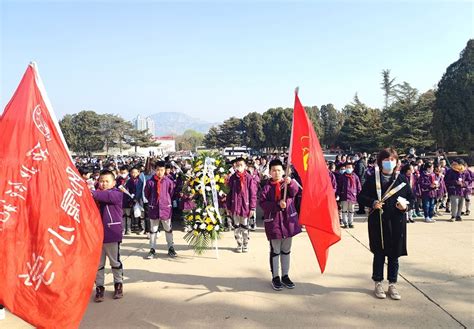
top-left (153, 175), bottom-right (162, 198)
top-left (237, 171), bottom-right (246, 190)
top-left (345, 173), bottom-right (355, 187)
top-left (270, 180), bottom-right (282, 201)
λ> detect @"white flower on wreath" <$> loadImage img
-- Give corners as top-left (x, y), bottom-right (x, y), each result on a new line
top-left (193, 224), bottom-right (198, 229)
top-left (199, 223), bottom-right (207, 230)
top-left (205, 186), bottom-right (211, 191)
top-left (196, 208), bottom-right (202, 213)
top-left (214, 225), bottom-right (220, 231)
top-left (219, 167), bottom-right (225, 173)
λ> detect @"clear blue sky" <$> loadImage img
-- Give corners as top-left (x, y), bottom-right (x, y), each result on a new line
top-left (1, 1), bottom-right (472, 122)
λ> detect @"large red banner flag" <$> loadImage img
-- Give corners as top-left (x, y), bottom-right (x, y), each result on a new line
top-left (0, 63), bottom-right (103, 328)
top-left (290, 89), bottom-right (341, 273)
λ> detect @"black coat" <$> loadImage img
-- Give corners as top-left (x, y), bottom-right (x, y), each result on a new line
top-left (355, 160), bottom-right (367, 185)
top-left (357, 173), bottom-right (415, 258)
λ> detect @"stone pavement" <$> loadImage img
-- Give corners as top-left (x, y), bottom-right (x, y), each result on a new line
top-left (3, 210), bottom-right (473, 328)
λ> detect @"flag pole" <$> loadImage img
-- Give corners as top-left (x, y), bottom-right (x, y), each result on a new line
top-left (283, 87), bottom-right (299, 201)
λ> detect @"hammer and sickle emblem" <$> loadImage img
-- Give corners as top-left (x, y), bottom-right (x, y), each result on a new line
top-left (301, 136), bottom-right (310, 171)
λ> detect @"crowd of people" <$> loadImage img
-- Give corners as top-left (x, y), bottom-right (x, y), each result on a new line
top-left (74, 147), bottom-right (473, 302)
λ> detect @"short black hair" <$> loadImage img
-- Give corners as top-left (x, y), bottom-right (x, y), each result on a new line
top-left (78, 167), bottom-right (91, 176)
top-left (130, 166), bottom-right (141, 172)
top-left (99, 170), bottom-right (115, 179)
top-left (269, 159), bottom-right (284, 170)
top-left (119, 165), bottom-right (129, 172)
top-left (155, 161), bottom-right (166, 169)
top-left (234, 157), bottom-right (246, 164)
top-left (165, 163), bottom-right (172, 169)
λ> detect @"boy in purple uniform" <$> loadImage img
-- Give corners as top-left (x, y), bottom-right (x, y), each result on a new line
top-left (226, 157), bottom-right (258, 253)
top-left (337, 162), bottom-right (362, 228)
top-left (145, 161), bottom-right (177, 258)
top-left (259, 159), bottom-right (302, 291)
top-left (116, 165), bottom-right (132, 235)
top-left (419, 162), bottom-right (437, 223)
top-left (91, 170), bottom-right (124, 302)
top-left (445, 159), bottom-right (472, 221)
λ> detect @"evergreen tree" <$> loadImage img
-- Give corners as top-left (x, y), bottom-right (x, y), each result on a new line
top-left (433, 39), bottom-right (474, 152)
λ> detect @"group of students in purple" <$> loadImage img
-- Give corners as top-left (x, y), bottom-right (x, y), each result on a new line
top-left (327, 150), bottom-right (473, 227)
top-left (76, 147), bottom-right (472, 303)
top-left (76, 153), bottom-right (303, 301)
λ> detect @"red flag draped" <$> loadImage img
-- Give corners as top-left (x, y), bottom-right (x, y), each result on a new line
top-left (0, 63), bottom-right (103, 328)
top-left (290, 90), bottom-right (341, 273)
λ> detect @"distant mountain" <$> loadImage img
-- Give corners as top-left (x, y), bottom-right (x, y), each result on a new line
top-left (148, 112), bottom-right (219, 136)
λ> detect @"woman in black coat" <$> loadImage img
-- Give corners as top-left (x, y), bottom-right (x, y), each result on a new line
top-left (357, 148), bottom-right (415, 300)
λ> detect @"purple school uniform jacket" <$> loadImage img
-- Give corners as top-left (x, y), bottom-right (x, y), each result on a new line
top-left (259, 180), bottom-right (302, 241)
top-left (419, 171), bottom-right (438, 199)
top-left (445, 169), bottom-right (471, 197)
top-left (336, 173), bottom-right (362, 202)
top-left (464, 169), bottom-right (474, 197)
top-left (226, 171), bottom-right (258, 218)
top-left (435, 173), bottom-right (447, 199)
top-left (329, 171), bottom-right (337, 193)
top-left (92, 188), bottom-right (123, 243)
top-left (144, 176), bottom-right (176, 220)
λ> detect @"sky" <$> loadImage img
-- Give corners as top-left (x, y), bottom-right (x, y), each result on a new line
top-left (1, 0), bottom-right (472, 122)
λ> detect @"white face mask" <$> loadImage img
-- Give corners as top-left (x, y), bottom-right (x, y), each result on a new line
top-left (120, 173), bottom-right (128, 179)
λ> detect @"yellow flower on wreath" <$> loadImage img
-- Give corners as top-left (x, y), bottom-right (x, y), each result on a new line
top-left (206, 224), bottom-right (214, 231)
top-left (205, 217), bottom-right (212, 224)
top-left (193, 230), bottom-right (199, 236)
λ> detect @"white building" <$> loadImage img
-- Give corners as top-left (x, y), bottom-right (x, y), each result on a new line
top-left (133, 115), bottom-right (155, 136)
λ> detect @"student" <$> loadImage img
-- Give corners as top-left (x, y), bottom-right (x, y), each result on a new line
top-left (357, 148), bottom-right (414, 300)
top-left (116, 166), bottom-right (132, 235)
top-left (336, 162), bottom-right (361, 228)
top-left (226, 157), bottom-right (258, 253)
top-left (144, 161), bottom-right (177, 258)
top-left (259, 159), bottom-right (302, 291)
top-left (400, 163), bottom-right (416, 223)
top-left (445, 159), bottom-right (471, 221)
top-left (91, 170), bottom-right (124, 302)
top-left (125, 167), bottom-right (145, 234)
top-left (419, 162), bottom-right (437, 223)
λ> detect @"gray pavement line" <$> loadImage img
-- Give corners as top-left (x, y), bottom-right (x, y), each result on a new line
top-left (343, 229), bottom-right (467, 329)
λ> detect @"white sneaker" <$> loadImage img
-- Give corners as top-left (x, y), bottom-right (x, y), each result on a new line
top-left (0, 307), bottom-right (5, 320)
top-left (374, 282), bottom-right (386, 299)
top-left (242, 245), bottom-right (249, 253)
top-left (388, 284), bottom-right (401, 300)
top-left (235, 246), bottom-right (243, 253)
top-left (425, 218), bottom-right (435, 223)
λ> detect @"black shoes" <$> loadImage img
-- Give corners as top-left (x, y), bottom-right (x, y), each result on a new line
top-left (113, 283), bottom-right (123, 299)
top-left (94, 286), bottom-right (105, 303)
top-left (272, 276), bottom-right (283, 291)
top-left (168, 246), bottom-right (178, 258)
top-left (281, 275), bottom-right (295, 289)
top-left (272, 275), bottom-right (295, 290)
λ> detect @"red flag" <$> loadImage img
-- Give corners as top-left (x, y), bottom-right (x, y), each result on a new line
top-left (0, 63), bottom-right (103, 328)
top-left (290, 90), bottom-right (341, 273)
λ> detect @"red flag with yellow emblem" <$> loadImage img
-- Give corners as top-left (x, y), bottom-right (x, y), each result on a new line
top-left (289, 89), bottom-right (341, 273)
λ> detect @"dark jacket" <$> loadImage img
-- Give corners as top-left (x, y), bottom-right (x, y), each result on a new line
top-left (355, 159), bottom-right (367, 185)
top-left (357, 173), bottom-right (415, 258)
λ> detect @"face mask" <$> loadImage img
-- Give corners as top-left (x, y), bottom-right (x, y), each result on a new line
top-left (381, 160), bottom-right (397, 173)
top-left (339, 169), bottom-right (346, 174)
top-left (346, 168), bottom-right (354, 174)
top-left (120, 174), bottom-right (128, 179)
top-left (353, 156), bottom-right (359, 162)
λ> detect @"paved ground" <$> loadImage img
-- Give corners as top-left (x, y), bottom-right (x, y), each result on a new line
top-left (3, 209), bottom-right (473, 328)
